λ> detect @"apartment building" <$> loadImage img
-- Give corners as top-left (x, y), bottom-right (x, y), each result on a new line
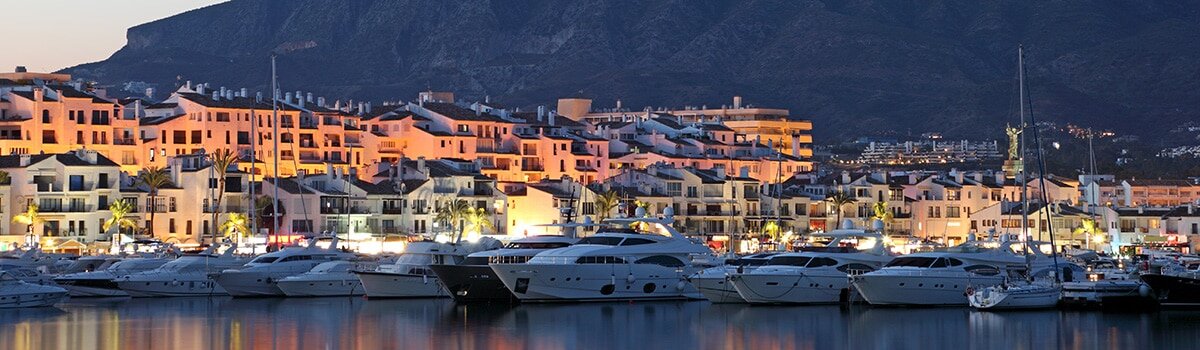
top-left (0, 150), bottom-right (123, 252)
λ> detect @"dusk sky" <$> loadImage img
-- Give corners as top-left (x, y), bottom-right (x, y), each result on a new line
top-left (1, 0), bottom-right (225, 73)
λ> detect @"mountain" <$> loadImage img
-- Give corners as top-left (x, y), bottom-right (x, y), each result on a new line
top-left (63, 0), bottom-right (1200, 142)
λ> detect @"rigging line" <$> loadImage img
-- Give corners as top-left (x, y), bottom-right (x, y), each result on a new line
top-left (1020, 47), bottom-right (1062, 277)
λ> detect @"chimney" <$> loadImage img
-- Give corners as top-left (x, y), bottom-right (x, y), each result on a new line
top-left (306, 92), bottom-right (314, 103)
top-left (616, 99), bottom-right (623, 110)
top-left (973, 172), bottom-right (984, 182)
top-left (19, 154), bottom-right (31, 167)
top-left (219, 86), bottom-right (226, 98)
top-left (225, 89), bottom-right (234, 100)
top-left (256, 92), bottom-right (263, 103)
top-left (733, 96), bottom-right (743, 109)
top-left (240, 87), bottom-right (248, 97)
top-left (32, 87), bottom-right (43, 102)
top-left (953, 169), bottom-right (964, 184)
top-left (1188, 203), bottom-right (1194, 215)
top-left (285, 92), bottom-right (294, 104)
top-left (417, 157), bottom-right (427, 174)
top-left (537, 106), bottom-right (546, 121)
top-left (366, 102), bottom-right (372, 113)
top-left (326, 162), bottom-right (334, 178)
top-left (548, 111), bottom-right (555, 126)
top-left (317, 97), bottom-right (326, 107)
top-left (840, 170), bottom-right (851, 184)
top-left (298, 95), bottom-right (305, 108)
top-left (197, 84), bottom-right (206, 95)
top-left (212, 91), bottom-right (221, 101)
top-left (184, 80), bottom-right (192, 91)
top-left (1138, 206), bottom-right (1144, 215)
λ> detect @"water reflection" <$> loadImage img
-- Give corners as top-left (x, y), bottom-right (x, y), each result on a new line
top-left (1, 298), bottom-right (1193, 350)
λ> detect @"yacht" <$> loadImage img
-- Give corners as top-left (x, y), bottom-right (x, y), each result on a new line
top-left (214, 236), bottom-right (355, 297)
top-left (54, 257), bottom-right (172, 297)
top-left (276, 259), bottom-right (382, 297)
top-left (1141, 259), bottom-right (1200, 306)
top-left (116, 245), bottom-right (247, 297)
top-left (356, 239), bottom-right (500, 298)
top-left (1061, 258), bottom-right (1152, 307)
top-left (729, 228), bottom-right (893, 304)
top-left (850, 239), bottom-right (1056, 306)
top-left (0, 271), bottom-right (67, 308)
top-left (491, 208), bottom-right (718, 302)
top-left (691, 252), bottom-right (781, 303)
top-left (430, 235), bottom-right (576, 303)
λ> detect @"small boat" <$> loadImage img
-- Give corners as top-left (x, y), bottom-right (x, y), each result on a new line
top-left (0, 271), bottom-right (68, 308)
top-left (54, 257), bottom-right (171, 297)
top-left (214, 236), bottom-right (355, 297)
top-left (691, 252), bottom-right (780, 303)
top-left (968, 278), bottom-right (1060, 310)
top-left (276, 260), bottom-right (380, 297)
top-left (356, 239), bottom-right (500, 298)
top-left (1060, 261), bottom-right (1152, 307)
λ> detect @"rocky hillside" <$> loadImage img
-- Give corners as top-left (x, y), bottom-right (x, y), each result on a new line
top-left (63, 0), bottom-right (1200, 142)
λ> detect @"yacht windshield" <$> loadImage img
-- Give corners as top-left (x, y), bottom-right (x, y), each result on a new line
top-left (504, 242), bottom-right (572, 249)
top-left (886, 257), bottom-right (939, 268)
top-left (159, 258), bottom-right (205, 272)
top-left (576, 236), bottom-right (623, 246)
top-left (250, 256), bottom-right (279, 264)
top-left (942, 241), bottom-right (998, 254)
top-left (767, 256), bottom-right (812, 267)
top-left (395, 254), bottom-right (434, 265)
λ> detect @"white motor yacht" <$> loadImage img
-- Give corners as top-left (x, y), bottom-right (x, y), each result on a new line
top-left (730, 228), bottom-right (893, 304)
top-left (1061, 259), bottom-right (1151, 307)
top-left (491, 208), bottom-right (717, 302)
top-left (276, 259), bottom-right (382, 297)
top-left (215, 236), bottom-right (355, 297)
top-left (691, 252), bottom-right (781, 303)
top-left (356, 239), bottom-right (500, 298)
top-left (116, 245), bottom-right (247, 297)
top-left (0, 271), bottom-right (67, 308)
top-left (54, 257), bottom-right (172, 297)
top-left (430, 235), bottom-right (577, 303)
top-left (851, 239), bottom-right (1057, 306)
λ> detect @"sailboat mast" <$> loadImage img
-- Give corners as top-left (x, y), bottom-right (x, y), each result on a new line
top-left (1018, 45), bottom-right (1032, 245)
top-left (271, 55), bottom-right (281, 241)
top-left (1021, 47), bottom-right (1062, 276)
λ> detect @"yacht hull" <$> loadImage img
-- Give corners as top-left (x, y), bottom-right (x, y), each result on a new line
top-left (490, 263), bottom-right (702, 302)
top-left (355, 271), bottom-right (446, 298)
top-left (731, 271), bottom-right (848, 304)
top-left (1141, 274), bottom-right (1200, 306)
top-left (276, 276), bottom-right (364, 297)
top-left (0, 289), bottom-right (67, 308)
top-left (214, 271), bottom-right (288, 297)
top-left (693, 275), bottom-right (745, 303)
top-left (429, 264), bottom-right (514, 303)
top-left (968, 285), bottom-right (1060, 309)
top-left (115, 275), bottom-right (227, 297)
top-left (852, 273), bottom-right (1002, 306)
top-left (1060, 280), bottom-right (1152, 307)
top-left (55, 277), bottom-right (128, 297)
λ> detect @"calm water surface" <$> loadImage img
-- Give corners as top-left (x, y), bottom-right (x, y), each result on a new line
top-left (2, 297), bottom-right (1199, 350)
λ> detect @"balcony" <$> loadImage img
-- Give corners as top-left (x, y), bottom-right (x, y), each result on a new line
top-left (113, 138), bottom-right (137, 145)
top-left (382, 207), bottom-right (404, 215)
top-left (319, 206), bottom-right (371, 215)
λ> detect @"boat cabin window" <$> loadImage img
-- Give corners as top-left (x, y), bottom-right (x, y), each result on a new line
top-left (492, 256), bottom-right (534, 264)
top-left (504, 242), bottom-right (572, 249)
top-left (576, 236), bottom-right (624, 246)
top-left (278, 255), bottom-right (313, 263)
top-left (964, 265), bottom-right (1001, 276)
top-left (250, 256), bottom-right (280, 264)
top-left (947, 258), bottom-right (964, 266)
top-left (767, 256), bottom-right (812, 267)
top-left (808, 257), bottom-right (839, 268)
top-left (885, 257), bottom-right (939, 268)
top-left (462, 257), bottom-right (490, 265)
top-left (634, 255), bottom-right (685, 268)
top-left (575, 256), bottom-right (627, 264)
top-left (836, 263), bottom-right (876, 273)
top-left (395, 254), bottom-right (435, 265)
top-left (620, 238), bottom-right (657, 246)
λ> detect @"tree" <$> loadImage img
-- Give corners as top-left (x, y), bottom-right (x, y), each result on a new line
top-left (871, 201), bottom-right (893, 230)
top-left (0, 170), bottom-right (10, 185)
top-left (138, 166), bottom-right (173, 236)
top-left (593, 190), bottom-right (620, 222)
top-left (762, 220), bottom-right (782, 241)
top-left (825, 190), bottom-right (857, 229)
top-left (208, 149), bottom-right (238, 244)
top-left (220, 213), bottom-right (252, 240)
top-left (463, 207), bottom-right (496, 238)
top-left (434, 199), bottom-right (472, 241)
top-left (1074, 217), bottom-right (1101, 247)
top-left (12, 203), bottom-right (44, 238)
top-left (103, 199), bottom-right (139, 236)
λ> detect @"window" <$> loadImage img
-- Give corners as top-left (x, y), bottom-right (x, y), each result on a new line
top-left (620, 238), bottom-right (656, 246)
top-left (575, 256), bottom-right (627, 264)
top-left (965, 265), bottom-right (1000, 276)
top-left (576, 236), bottom-right (623, 246)
top-left (837, 263), bottom-right (876, 273)
top-left (885, 257), bottom-right (938, 267)
top-left (169, 218), bottom-right (176, 233)
top-left (946, 206), bottom-right (961, 218)
top-left (767, 256), bottom-right (811, 267)
top-left (634, 255), bottom-right (685, 268)
top-left (808, 257), bottom-right (838, 267)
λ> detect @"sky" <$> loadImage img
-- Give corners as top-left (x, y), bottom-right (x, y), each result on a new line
top-left (0, 0), bottom-right (227, 73)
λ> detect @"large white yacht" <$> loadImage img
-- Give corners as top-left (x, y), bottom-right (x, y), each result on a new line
top-left (491, 207), bottom-right (717, 302)
top-left (276, 259), bottom-right (382, 297)
top-left (730, 227), bottom-right (893, 304)
top-left (54, 257), bottom-right (172, 297)
top-left (691, 252), bottom-right (782, 303)
top-left (850, 239), bottom-right (1056, 306)
top-left (0, 271), bottom-right (68, 308)
top-left (116, 245), bottom-right (247, 297)
top-left (430, 235), bottom-right (577, 303)
top-left (214, 236), bottom-right (355, 297)
top-left (356, 239), bottom-right (500, 298)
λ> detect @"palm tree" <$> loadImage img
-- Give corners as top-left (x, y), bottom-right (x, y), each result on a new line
top-left (825, 190), bottom-right (857, 229)
top-left (593, 190), bottom-right (620, 222)
top-left (208, 148), bottom-right (238, 244)
top-left (220, 213), bottom-right (252, 241)
top-left (1074, 217), bottom-right (1101, 248)
top-left (138, 166), bottom-right (173, 236)
top-left (434, 199), bottom-right (472, 241)
top-left (871, 201), bottom-right (893, 231)
top-left (12, 203), bottom-right (44, 241)
top-left (463, 207), bottom-right (496, 238)
top-left (762, 220), bottom-right (782, 241)
top-left (103, 199), bottom-right (139, 247)
top-left (0, 170), bottom-right (10, 185)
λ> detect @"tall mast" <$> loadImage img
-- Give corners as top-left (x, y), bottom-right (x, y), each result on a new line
top-left (1022, 47), bottom-right (1062, 277)
top-left (1086, 128), bottom-right (1097, 248)
top-left (1018, 45), bottom-right (1032, 246)
top-left (271, 55), bottom-right (281, 240)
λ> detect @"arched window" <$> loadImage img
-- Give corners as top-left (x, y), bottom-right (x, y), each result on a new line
top-left (634, 255), bottom-right (685, 268)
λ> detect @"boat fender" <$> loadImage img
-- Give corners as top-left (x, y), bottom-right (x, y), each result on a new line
top-left (423, 275), bottom-right (429, 284)
top-left (1138, 284), bottom-right (1151, 297)
top-left (172, 280), bottom-right (181, 286)
top-left (736, 265), bottom-right (744, 274)
top-left (676, 281), bottom-right (686, 291)
top-left (627, 274), bottom-right (636, 284)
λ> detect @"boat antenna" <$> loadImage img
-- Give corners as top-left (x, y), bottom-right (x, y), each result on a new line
top-left (1021, 45), bottom-right (1062, 280)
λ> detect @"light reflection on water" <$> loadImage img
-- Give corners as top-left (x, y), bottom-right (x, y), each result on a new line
top-left (2, 297), bottom-right (1198, 350)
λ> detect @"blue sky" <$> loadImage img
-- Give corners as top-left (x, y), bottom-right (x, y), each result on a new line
top-left (0, 0), bottom-right (226, 73)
